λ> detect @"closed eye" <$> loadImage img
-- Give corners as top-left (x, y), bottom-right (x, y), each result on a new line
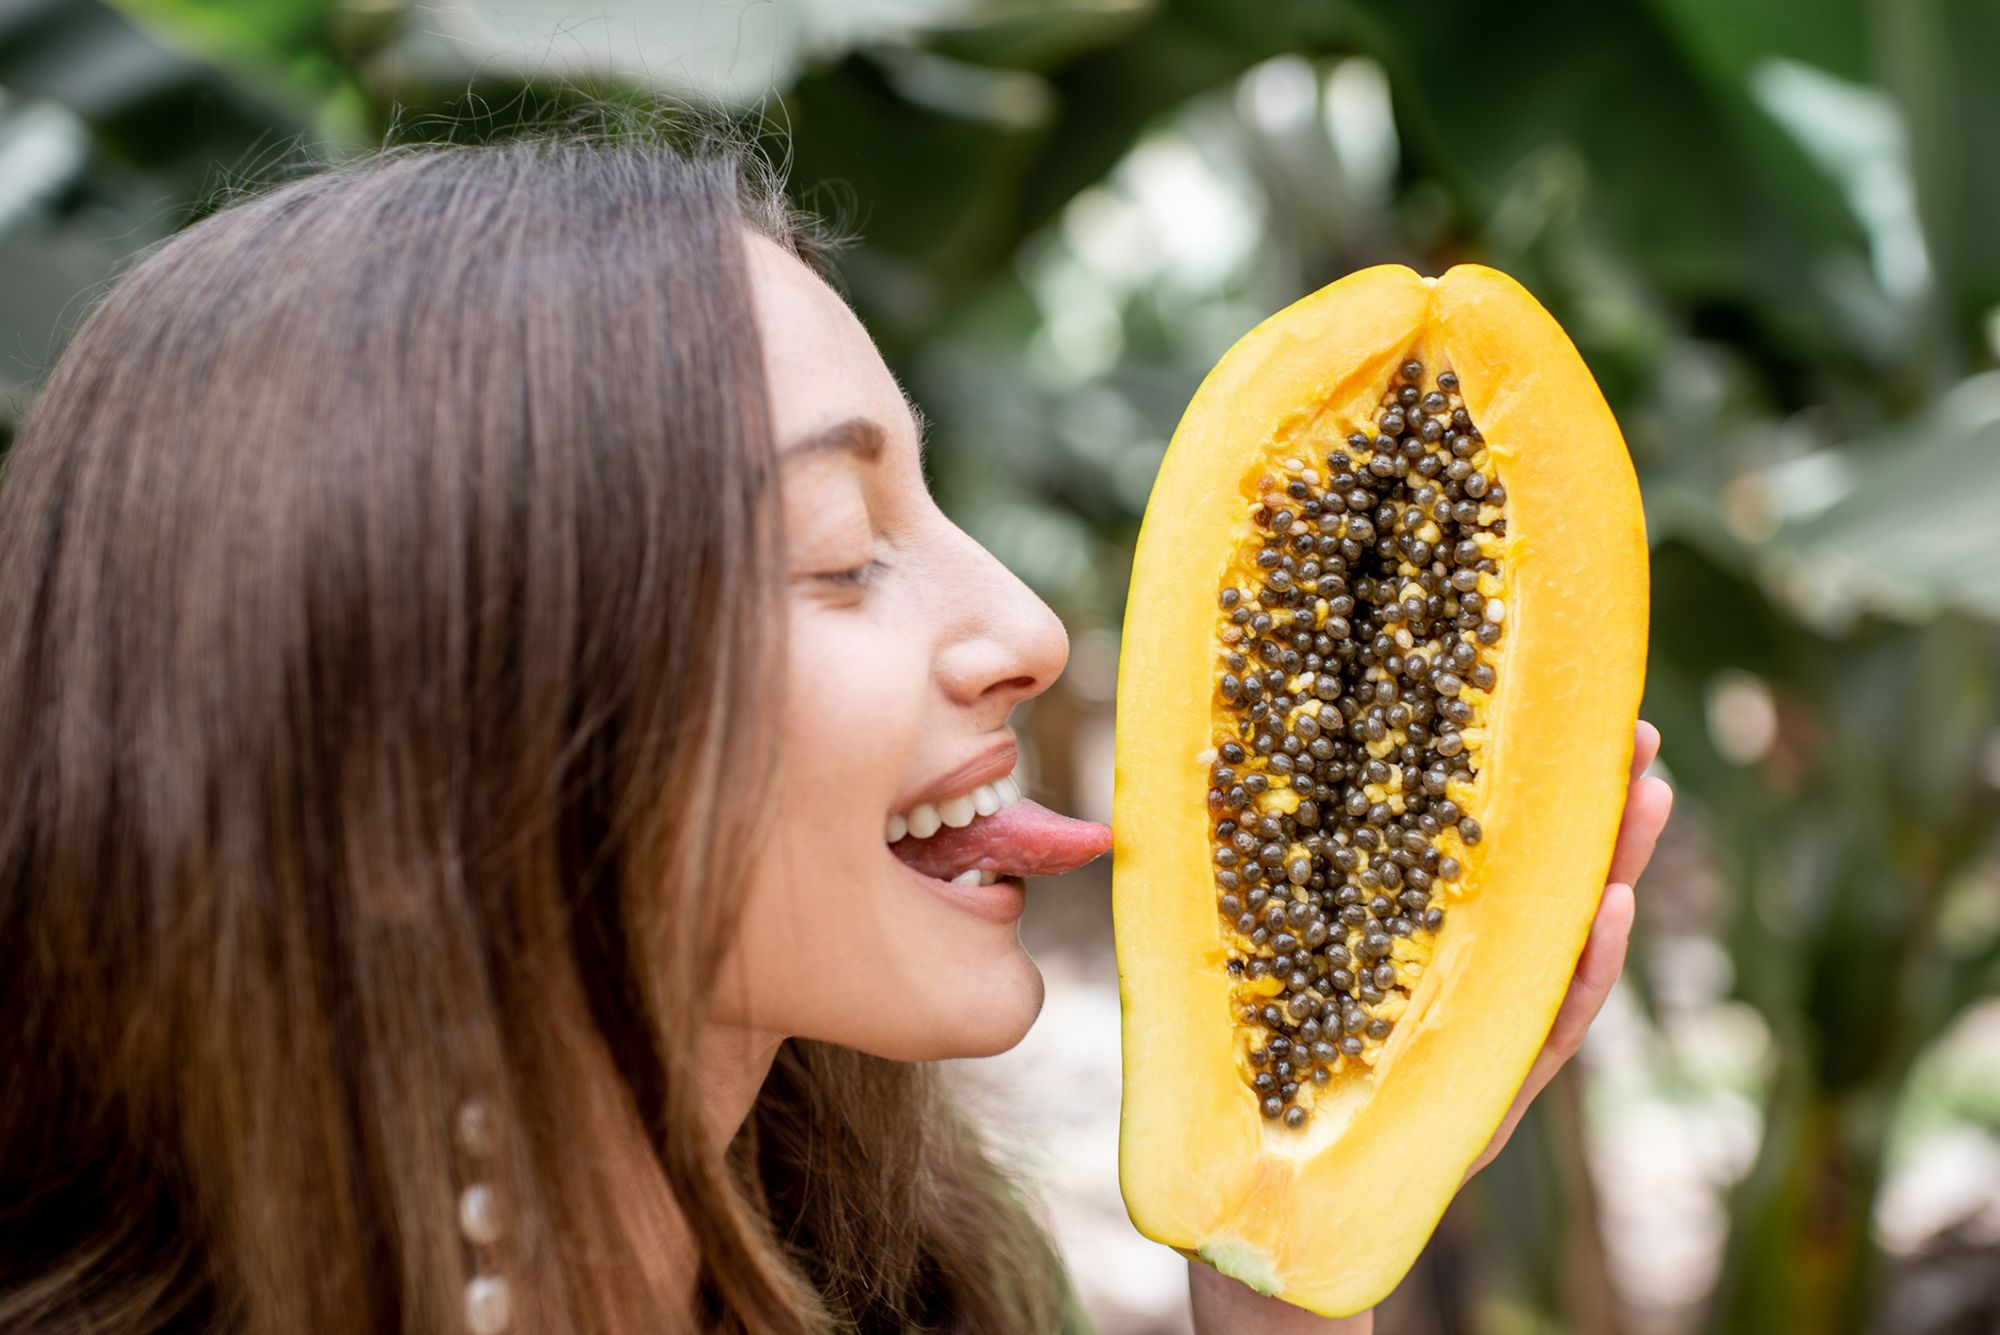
top-left (820, 559), bottom-right (887, 588)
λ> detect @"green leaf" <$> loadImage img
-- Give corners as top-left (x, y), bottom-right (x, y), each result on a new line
top-left (108, 0), bottom-right (343, 84)
top-left (1350, 0), bottom-right (1869, 345)
top-left (1881, 0), bottom-right (2000, 355)
top-left (0, 0), bottom-right (320, 187)
top-left (1759, 378), bottom-right (2000, 625)
top-left (1646, 0), bottom-right (1870, 84)
top-left (927, 0), bottom-right (1156, 72)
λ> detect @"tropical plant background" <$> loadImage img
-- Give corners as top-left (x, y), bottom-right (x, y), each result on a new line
top-left (3, 2), bottom-right (1997, 1332)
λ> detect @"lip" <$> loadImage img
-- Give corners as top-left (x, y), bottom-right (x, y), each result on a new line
top-left (889, 735), bottom-right (1020, 817)
top-left (892, 856), bottom-right (1027, 925)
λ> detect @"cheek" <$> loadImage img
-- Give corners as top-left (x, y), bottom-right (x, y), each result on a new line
top-left (709, 606), bottom-right (913, 1028)
top-left (762, 606), bottom-right (918, 915)
top-left (779, 609), bottom-right (917, 808)
top-left (705, 599), bottom-right (1048, 1058)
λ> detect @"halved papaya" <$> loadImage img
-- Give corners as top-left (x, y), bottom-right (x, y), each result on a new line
top-left (1112, 264), bottom-right (1647, 1315)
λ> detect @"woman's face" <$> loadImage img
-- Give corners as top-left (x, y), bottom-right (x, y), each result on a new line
top-left (713, 232), bottom-right (1110, 1061)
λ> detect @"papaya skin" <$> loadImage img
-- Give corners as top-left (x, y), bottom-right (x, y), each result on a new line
top-left (1112, 264), bottom-right (1649, 1316)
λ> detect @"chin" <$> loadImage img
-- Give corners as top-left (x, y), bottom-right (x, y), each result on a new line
top-left (895, 952), bottom-right (1047, 1061)
top-left (955, 964), bottom-right (1047, 1058)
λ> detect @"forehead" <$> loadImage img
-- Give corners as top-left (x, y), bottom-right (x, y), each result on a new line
top-left (742, 231), bottom-right (909, 442)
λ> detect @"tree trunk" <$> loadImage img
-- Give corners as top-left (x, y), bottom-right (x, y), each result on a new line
top-left (1709, 1064), bottom-right (1889, 1335)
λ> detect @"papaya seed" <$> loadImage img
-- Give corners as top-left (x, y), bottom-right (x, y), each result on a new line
top-left (1209, 354), bottom-right (1508, 1127)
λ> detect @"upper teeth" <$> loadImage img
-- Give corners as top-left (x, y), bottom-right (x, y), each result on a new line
top-left (886, 775), bottom-right (1023, 843)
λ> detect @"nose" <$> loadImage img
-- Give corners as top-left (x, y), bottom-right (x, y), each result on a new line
top-left (934, 529), bottom-right (1070, 718)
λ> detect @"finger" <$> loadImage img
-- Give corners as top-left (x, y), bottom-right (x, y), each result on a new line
top-left (1607, 775), bottom-right (1673, 888)
top-left (1631, 719), bottom-right (1661, 780)
top-left (1464, 882), bottom-right (1636, 1183)
top-left (1544, 881), bottom-right (1635, 1057)
top-left (1469, 1098), bottom-right (1532, 1182)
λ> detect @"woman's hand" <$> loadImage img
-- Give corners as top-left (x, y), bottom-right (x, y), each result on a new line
top-left (1460, 719), bottom-right (1671, 1182)
top-left (1187, 721), bottom-right (1672, 1333)
top-left (1188, 1257), bottom-right (1378, 1334)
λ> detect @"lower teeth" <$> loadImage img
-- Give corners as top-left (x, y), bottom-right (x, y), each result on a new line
top-left (951, 869), bottom-right (1001, 887)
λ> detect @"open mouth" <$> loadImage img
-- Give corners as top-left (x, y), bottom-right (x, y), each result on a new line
top-left (884, 771), bottom-right (1111, 902)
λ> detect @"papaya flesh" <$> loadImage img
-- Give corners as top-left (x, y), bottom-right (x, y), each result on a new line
top-left (1112, 265), bottom-right (1646, 1315)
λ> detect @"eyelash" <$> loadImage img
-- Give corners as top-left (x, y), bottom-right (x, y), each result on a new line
top-left (820, 558), bottom-right (886, 589)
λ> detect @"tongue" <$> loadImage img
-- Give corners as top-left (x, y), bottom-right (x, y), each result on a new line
top-left (891, 800), bottom-right (1111, 881)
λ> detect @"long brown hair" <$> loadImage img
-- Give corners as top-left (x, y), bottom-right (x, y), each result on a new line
top-left (0, 116), bottom-right (1067, 1333)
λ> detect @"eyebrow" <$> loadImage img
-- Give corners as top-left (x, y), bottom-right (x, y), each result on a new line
top-left (783, 389), bottom-right (930, 465)
top-left (785, 415), bottom-right (885, 463)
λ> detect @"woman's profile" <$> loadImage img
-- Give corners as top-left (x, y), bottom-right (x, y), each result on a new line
top-left (0, 118), bottom-right (1670, 1333)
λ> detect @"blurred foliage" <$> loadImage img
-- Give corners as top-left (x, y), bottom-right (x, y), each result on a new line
top-left (4, 1), bottom-right (1999, 1332)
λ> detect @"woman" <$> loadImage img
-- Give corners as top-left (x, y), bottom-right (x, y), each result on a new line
top-left (0, 123), bottom-right (1671, 1332)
